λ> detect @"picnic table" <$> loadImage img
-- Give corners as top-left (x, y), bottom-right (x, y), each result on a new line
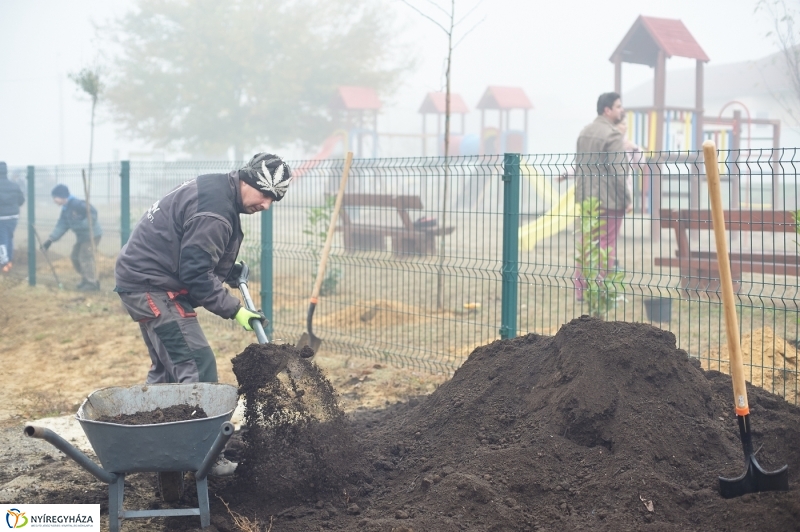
top-left (335, 194), bottom-right (455, 256)
top-left (654, 208), bottom-right (799, 294)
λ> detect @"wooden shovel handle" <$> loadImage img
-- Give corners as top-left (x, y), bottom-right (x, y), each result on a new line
top-left (702, 140), bottom-right (748, 416)
top-left (310, 151), bottom-right (353, 302)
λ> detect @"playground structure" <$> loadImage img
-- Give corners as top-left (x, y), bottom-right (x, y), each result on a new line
top-left (418, 92), bottom-right (470, 157)
top-left (612, 15), bottom-right (785, 247)
top-left (613, 15), bottom-right (781, 155)
top-left (303, 84), bottom-right (535, 163)
top-left (299, 16), bottom-right (786, 250)
top-left (330, 86), bottom-right (380, 159)
top-left (476, 86), bottom-right (533, 156)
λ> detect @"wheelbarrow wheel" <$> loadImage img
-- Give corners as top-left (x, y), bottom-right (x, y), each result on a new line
top-left (158, 471), bottom-right (184, 502)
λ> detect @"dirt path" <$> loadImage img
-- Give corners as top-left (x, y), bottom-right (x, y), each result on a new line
top-left (0, 260), bottom-right (446, 427)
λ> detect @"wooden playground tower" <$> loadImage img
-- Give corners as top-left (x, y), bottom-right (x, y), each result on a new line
top-left (418, 92), bottom-right (470, 157)
top-left (611, 15), bottom-right (708, 152)
top-left (476, 86), bottom-right (533, 155)
top-left (330, 86), bottom-right (381, 158)
top-left (611, 15), bottom-right (781, 153)
top-left (612, 16), bottom-right (783, 228)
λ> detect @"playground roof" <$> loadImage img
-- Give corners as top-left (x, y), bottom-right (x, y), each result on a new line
top-left (611, 16), bottom-right (709, 66)
top-left (331, 86), bottom-right (382, 110)
top-left (476, 86), bottom-right (533, 110)
top-left (418, 92), bottom-right (470, 114)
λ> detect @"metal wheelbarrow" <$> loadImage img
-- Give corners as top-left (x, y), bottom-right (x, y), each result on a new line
top-left (24, 382), bottom-right (239, 532)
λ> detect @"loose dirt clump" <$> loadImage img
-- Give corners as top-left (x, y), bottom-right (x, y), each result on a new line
top-left (213, 316), bottom-right (800, 532)
top-left (95, 404), bottom-right (208, 425)
top-left (229, 343), bottom-right (355, 509)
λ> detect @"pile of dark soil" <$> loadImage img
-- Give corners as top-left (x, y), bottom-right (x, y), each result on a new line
top-left (211, 317), bottom-right (800, 532)
top-left (229, 343), bottom-right (355, 508)
top-left (95, 404), bottom-right (208, 425)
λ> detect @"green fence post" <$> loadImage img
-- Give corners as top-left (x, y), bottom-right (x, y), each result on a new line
top-left (500, 153), bottom-right (520, 339)
top-left (260, 207), bottom-right (274, 339)
top-left (26, 165), bottom-right (36, 287)
top-left (120, 161), bottom-right (130, 246)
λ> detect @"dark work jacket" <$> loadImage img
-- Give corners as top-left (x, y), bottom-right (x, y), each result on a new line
top-left (114, 172), bottom-right (244, 319)
top-left (0, 177), bottom-right (24, 218)
top-left (48, 196), bottom-right (103, 243)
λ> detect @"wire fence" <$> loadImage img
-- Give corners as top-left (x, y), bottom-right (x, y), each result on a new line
top-left (12, 148), bottom-right (800, 403)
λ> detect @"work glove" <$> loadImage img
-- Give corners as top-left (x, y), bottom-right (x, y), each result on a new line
top-left (41, 239), bottom-right (52, 251)
top-left (225, 261), bottom-right (244, 289)
top-left (234, 307), bottom-right (267, 332)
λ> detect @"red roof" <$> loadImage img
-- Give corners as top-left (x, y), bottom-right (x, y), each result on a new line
top-left (331, 86), bottom-right (382, 110)
top-left (418, 92), bottom-right (470, 114)
top-left (476, 86), bottom-right (533, 110)
top-left (611, 16), bottom-right (709, 66)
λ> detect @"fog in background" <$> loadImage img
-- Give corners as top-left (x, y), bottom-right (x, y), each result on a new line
top-left (0, 0), bottom-right (783, 166)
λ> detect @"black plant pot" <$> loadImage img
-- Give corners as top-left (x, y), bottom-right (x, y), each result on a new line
top-left (644, 297), bottom-right (672, 323)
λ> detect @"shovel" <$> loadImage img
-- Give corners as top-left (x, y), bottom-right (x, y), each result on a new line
top-left (31, 224), bottom-right (63, 289)
top-left (298, 151), bottom-right (353, 354)
top-left (236, 261), bottom-right (305, 380)
top-left (703, 140), bottom-right (789, 498)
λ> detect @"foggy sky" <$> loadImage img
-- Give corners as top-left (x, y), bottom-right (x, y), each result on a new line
top-left (0, 0), bottom-right (782, 166)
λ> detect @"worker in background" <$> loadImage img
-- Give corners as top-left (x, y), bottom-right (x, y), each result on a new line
top-left (41, 184), bottom-right (102, 291)
top-left (0, 161), bottom-right (25, 273)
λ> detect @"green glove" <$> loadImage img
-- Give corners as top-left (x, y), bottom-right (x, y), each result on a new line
top-left (234, 307), bottom-right (266, 331)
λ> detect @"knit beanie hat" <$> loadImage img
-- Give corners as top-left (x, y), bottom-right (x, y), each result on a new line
top-left (238, 153), bottom-right (293, 202)
top-left (51, 184), bottom-right (70, 198)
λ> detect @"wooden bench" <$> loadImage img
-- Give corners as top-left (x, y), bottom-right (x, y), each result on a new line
top-left (654, 208), bottom-right (799, 294)
top-left (335, 194), bottom-right (455, 256)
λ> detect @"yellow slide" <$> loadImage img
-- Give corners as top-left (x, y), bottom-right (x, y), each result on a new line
top-left (519, 165), bottom-right (577, 251)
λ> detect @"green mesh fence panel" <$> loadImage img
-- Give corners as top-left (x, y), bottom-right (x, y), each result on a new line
top-left (13, 149), bottom-right (799, 403)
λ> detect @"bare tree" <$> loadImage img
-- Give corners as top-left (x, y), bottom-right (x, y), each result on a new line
top-left (399, 0), bottom-right (484, 310)
top-left (69, 67), bottom-right (103, 268)
top-left (69, 68), bottom-right (103, 181)
top-left (757, 0), bottom-right (800, 124)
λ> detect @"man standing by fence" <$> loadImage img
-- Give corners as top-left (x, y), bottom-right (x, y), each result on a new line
top-left (41, 184), bottom-right (102, 290)
top-left (0, 162), bottom-right (25, 273)
top-left (573, 92), bottom-right (631, 301)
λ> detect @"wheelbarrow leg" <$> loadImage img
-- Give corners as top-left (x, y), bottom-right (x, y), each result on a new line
top-left (108, 473), bottom-right (124, 532)
top-left (196, 476), bottom-right (210, 527)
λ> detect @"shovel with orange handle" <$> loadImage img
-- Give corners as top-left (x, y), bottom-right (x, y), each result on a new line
top-left (297, 151), bottom-right (354, 354)
top-left (702, 140), bottom-right (789, 498)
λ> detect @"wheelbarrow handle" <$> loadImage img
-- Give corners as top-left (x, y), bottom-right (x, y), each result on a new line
top-left (25, 425), bottom-right (117, 484)
top-left (196, 422), bottom-right (235, 480)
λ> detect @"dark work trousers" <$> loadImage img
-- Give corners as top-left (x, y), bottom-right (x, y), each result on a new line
top-left (118, 290), bottom-right (218, 384)
top-left (0, 217), bottom-right (18, 264)
top-left (71, 236), bottom-right (101, 284)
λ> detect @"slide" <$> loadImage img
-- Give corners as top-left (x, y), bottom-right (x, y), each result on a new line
top-left (292, 132), bottom-right (346, 179)
top-left (518, 164), bottom-right (577, 250)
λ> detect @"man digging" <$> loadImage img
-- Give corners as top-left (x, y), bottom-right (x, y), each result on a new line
top-left (114, 153), bottom-right (293, 476)
top-left (41, 184), bottom-right (103, 290)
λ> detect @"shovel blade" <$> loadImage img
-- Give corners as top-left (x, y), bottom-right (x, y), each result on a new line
top-left (719, 454), bottom-right (789, 498)
top-left (297, 332), bottom-right (321, 356)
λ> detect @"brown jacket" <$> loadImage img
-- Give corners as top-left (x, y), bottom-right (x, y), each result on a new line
top-left (574, 116), bottom-right (630, 211)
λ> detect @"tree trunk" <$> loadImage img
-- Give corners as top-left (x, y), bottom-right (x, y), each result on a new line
top-left (436, 0), bottom-right (455, 311)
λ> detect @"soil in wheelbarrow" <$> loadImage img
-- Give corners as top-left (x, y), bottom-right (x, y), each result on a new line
top-left (94, 404), bottom-right (208, 425)
top-left (206, 316), bottom-right (800, 532)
